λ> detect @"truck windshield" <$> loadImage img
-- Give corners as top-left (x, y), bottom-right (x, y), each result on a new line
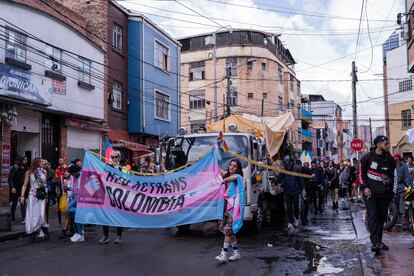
top-left (166, 135), bottom-right (249, 170)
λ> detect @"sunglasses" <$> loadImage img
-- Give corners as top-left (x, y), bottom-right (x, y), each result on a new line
top-left (111, 155), bottom-right (120, 159)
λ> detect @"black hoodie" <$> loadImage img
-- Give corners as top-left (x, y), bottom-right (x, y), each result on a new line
top-left (8, 157), bottom-right (28, 193)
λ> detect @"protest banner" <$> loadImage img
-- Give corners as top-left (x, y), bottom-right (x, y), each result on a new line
top-left (75, 150), bottom-right (224, 228)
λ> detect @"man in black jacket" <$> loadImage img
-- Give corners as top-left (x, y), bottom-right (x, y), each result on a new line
top-left (359, 135), bottom-right (395, 253)
top-left (8, 156), bottom-right (28, 223)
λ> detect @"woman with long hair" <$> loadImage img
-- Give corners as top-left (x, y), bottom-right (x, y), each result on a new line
top-left (215, 159), bottom-right (245, 263)
top-left (326, 160), bottom-right (340, 210)
top-left (20, 157), bottom-right (49, 242)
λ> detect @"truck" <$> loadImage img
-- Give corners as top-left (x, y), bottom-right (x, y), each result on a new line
top-left (161, 129), bottom-right (274, 232)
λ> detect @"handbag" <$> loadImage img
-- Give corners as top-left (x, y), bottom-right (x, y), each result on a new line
top-left (58, 193), bottom-right (69, 213)
top-left (34, 170), bottom-right (46, 200)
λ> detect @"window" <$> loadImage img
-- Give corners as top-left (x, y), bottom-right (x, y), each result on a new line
top-left (226, 57), bottom-right (237, 76)
top-left (228, 89), bottom-right (238, 106)
top-left (263, 93), bottom-right (268, 99)
top-left (402, 109), bottom-right (411, 128)
top-left (278, 66), bottom-right (283, 84)
top-left (51, 47), bottom-right (62, 72)
top-left (399, 79), bottom-right (412, 92)
top-left (248, 93), bottom-right (253, 99)
top-left (297, 81), bottom-right (301, 96)
top-left (189, 67), bottom-right (205, 81)
top-left (112, 23), bottom-right (123, 51)
top-left (112, 81), bottom-right (122, 110)
top-left (278, 96), bottom-right (283, 110)
top-left (155, 40), bottom-right (169, 71)
top-left (5, 28), bottom-right (26, 62)
top-left (290, 75), bottom-right (294, 91)
top-left (290, 100), bottom-right (294, 109)
top-left (155, 90), bottom-right (170, 120)
top-left (247, 61), bottom-right (253, 71)
top-left (77, 56), bottom-right (91, 83)
top-left (189, 90), bottom-right (206, 109)
top-left (261, 62), bottom-right (267, 71)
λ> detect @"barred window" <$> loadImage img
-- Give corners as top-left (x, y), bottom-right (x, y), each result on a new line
top-left (155, 90), bottom-right (170, 121)
top-left (399, 79), bottom-right (412, 92)
top-left (189, 90), bottom-right (206, 109)
top-left (402, 109), bottom-right (411, 128)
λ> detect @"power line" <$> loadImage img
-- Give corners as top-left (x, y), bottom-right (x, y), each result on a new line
top-left (354, 0), bottom-right (366, 61)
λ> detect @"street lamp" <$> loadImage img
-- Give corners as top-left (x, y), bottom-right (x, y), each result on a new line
top-left (206, 25), bottom-right (232, 122)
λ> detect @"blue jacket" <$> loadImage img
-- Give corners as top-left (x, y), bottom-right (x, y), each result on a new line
top-left (396, 162), bottom-right (411, 193)
top-left (281, 163), bottom-right (304, 196)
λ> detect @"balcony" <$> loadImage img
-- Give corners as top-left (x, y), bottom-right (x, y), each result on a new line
top-left (301, 107), bottom-right (312, 123)
top-left (301, 128), bottom-right (313, 143)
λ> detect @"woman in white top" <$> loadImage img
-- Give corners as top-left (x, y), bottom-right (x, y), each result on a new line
top-left (20, 157), bottom-right (49, 242)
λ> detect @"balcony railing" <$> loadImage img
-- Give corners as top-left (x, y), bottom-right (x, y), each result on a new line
top-left (301, 107), bottom-right (312, 122)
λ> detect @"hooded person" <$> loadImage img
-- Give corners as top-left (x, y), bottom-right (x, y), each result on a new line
top-left (280, 156), bottom-right (305, 228)
top-left (8, 156), bottom-right (28, 223)
top-left (359, 135), bottom-right (395, 253)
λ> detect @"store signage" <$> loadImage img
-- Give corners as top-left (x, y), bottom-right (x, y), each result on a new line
top-left (51, 79), bottom-right (66, 95)
top-left (0, 63), bottom-right (51, 105)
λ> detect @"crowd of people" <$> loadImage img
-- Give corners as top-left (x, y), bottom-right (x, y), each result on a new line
top-left (7, 151), bottom-right (161, 244)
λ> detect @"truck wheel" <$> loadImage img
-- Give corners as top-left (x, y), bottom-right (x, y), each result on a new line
top-left (177, 224), bottom-right (191, 233)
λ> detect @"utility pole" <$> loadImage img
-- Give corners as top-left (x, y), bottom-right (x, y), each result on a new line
top-left (226, 67), bottom-right (231, 117)
top-left (369, 117), bottom-right (373, 147)
top-left (223, 93), bottom-right (226, 132)
top-left (261, 93), bottom-right (265, 118)
top-left (213, 32), bottom-right (218, 122)
top-left (352, 61), bottom-right (358, 139)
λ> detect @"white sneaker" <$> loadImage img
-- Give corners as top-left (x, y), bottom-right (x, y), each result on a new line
top-left (38, 230), bottom-right (45, 238)
top-left (215, 250), bottom-right (228, 263)
top-left (114, 236), bottom-right (123, 244)
top-left (294, 219), bottom-right (300, 228)
top-left (72, 234), bottom-right (85, 242)
top-left (229, 250), bottom-right (241, 261)
top-left (287, 223), bottom-right (294, 230)
top-left (70, 233), bottom-right (80, 242)
top-left (98, 236), bottom-right (110, 244)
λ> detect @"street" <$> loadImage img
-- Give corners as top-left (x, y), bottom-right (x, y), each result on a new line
top-left (3, 204), bottom-right (409, 276)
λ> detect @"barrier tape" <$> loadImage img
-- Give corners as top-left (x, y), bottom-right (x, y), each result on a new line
top-left (225, 150), bottom-right (314, 179)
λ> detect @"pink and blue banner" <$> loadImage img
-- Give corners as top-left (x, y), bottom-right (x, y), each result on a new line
top-left (75, 150), bottom-right (224, 228)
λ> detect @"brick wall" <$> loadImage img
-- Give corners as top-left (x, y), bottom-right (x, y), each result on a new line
top-left (0, 124), bottom-right (11, 207)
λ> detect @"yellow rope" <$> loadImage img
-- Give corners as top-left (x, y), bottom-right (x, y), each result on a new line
top-left (225, 150), bottom-right (314, 179)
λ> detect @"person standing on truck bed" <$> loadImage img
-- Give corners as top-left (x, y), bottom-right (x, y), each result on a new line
top-left (215, 159), bottom-right (245, 263)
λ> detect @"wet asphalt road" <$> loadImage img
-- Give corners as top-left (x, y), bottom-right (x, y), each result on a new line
top-left (0, 205), bottom-right (381, 276)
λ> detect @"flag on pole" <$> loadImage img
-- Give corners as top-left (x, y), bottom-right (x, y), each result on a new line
top-left (217, 131), bottom-right (228, 152)
top-left (104, 137), bottom-right (113, 164)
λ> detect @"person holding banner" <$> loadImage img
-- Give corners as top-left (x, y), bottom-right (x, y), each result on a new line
top-left (67, 164), bottom-right (85, 242)
top-left (99, 150), bottom-right (124, 245)
top-left (215, 159), bottom-right (245, 263)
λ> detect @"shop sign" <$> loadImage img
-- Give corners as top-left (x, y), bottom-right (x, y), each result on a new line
top-left (50, 79), bottom-right (66, 95)
top-left (0, 63), bottom-right (51, 105)
top-left (65, 118), bottom-right (108, 132)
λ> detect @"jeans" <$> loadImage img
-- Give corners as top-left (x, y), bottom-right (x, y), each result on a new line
top-left (364, 195), bottom-right (391, 245)
top-left (285, 194), bottom-right (299, 225)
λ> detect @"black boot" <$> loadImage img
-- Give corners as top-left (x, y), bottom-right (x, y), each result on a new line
top-left (29, 233), bottom-right (36, 243)
top-left (41, 227), bottom-right (49, 241)
top-left (59, 229), bottom-right (67, 239)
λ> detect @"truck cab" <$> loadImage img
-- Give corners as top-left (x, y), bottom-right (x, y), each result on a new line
top-left (163, 131), bottom-right (269, 232)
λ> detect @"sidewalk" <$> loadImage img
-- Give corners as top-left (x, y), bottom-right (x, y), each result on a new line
top-left (0, 205), bottom-right (61, 242)
top-left (354, 202), bottom-right (414, 276)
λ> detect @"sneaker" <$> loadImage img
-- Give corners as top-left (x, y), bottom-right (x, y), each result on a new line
top-left (114, 236), bottom-right (123, 244)
top-left (371, 243), bottom-right (381, 253)
top-left (287, 223), bottom-right (294, 231)
top-left (72, 234), bottom-right (85, 242)
top-left (215, 250), bottom-right (228, 263)
top-left (380, 242), bottom-right (389, 250)
top-left (228, 250), bottom-right (241, 261)
top-left (294, 219), bottom-right (300, 228)
top-left (38, 230), bottom-right (45, 238)
top-left (21, 218), bottom-right (26, 224)
top-left (70, 233), bottom-right (80, 242)
top-left (98, 236), bottom-right (110, 244)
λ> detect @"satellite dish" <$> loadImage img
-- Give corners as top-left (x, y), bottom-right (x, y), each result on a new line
top-left (228, 123), bottom-right (238, 132)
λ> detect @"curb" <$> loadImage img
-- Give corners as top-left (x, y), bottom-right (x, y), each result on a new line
top-left (0, 231), bottom-right (26, 242)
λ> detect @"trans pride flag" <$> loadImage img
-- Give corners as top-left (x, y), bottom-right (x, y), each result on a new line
top-left (103, 138), bottom-right (113, 164)
top-left (75, 150), bottom-right (225, 228)
top-left (225, 174), bottom-right (245, 234)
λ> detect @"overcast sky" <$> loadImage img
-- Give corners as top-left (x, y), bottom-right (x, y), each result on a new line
top-left (117, 0), bottom-right (404, 128)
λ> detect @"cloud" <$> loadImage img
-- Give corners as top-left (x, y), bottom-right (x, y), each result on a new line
top-left (118, 0), bottom-right (404, 127)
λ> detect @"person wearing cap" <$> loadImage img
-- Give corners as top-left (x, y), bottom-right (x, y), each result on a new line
top-left (280, 155), bottom-right (305, 229)
top-left (392, 153), bottom-right (411, 224)
top-left (359, 135), bottom-right (395, 253)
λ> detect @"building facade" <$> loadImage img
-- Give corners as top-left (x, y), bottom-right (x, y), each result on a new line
top-left (405, 0), bottom-right (414, 72)
top-left (304, 94), bottom-right (343, 161)
top-left (358, 125), bottom-right (372, 151)
top-left (383, 33), bottom-right (414, 156)
top-left (127, 15), bottom-right (181, 148)
top-left (0, 0), bottom-right (105, 205)
top-left (178, 30), bottom-right (301, 148)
